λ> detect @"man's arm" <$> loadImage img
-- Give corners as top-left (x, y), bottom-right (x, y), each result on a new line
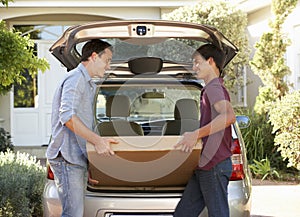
top-left (175, 100), bottom-right (236, 153)
top-left (65, 115), bottom-right (118, 156)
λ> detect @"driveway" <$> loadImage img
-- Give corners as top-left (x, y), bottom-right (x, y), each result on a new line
top-left (250, 182), bottom-right (300, 217)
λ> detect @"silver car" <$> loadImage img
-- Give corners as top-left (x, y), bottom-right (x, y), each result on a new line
top-left (43, 20), bottom-right (252, 217)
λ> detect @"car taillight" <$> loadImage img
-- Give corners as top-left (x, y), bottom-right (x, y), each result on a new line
top-left (230, 139), bottom-right (245, 181)
top-left (47, 164), bottom-right (55, 180)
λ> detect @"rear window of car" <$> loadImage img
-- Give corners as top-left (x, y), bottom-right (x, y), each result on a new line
top-left (95, 84), bottom-right (201, 134)
top-left (76, 38), bottom-right (202, 63)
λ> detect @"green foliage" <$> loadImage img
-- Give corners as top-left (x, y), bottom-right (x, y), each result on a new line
top-left (250, 158), bottom-right (280, 181)
top-left (13, 67), bottom-right (37, 108)
top-left (162, 0), bottom-right (250, 93)
top-left (0, 150), bottom-right (46, 217)
top-left (148, 39), bottom-right (196, 63)
top-left (0, 20), bottom-right (49, 95)
top-left (269, 90), bottom-right (300, 170)
top-left (250, 0), bottom-right (298, 115)
top-left (236, 109), bottom-right (276, 162)
top-left (0, 128), bottom-right (14, 152)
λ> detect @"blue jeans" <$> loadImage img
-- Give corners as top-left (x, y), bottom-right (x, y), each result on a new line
top-left (173, 157), bottom-right (232, 217)
top-left (49, 156), bottom-right (87, 217)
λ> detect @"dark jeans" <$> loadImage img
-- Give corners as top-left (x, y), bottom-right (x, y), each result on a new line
top-left (174, 157), bottom-right (232, 217)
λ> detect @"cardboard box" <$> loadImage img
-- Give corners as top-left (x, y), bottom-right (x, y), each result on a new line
top-left (87, 136), bottom-right (202, 190)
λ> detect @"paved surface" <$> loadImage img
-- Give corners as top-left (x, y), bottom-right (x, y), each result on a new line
top-left (250, 184), bottom-right (300, 217)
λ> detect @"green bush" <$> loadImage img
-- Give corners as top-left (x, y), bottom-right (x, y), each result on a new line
top-left (236, 109), bottom-right (276, 162)
top-left (269, 90), bottom-right (300, 170)
top-left (0, 150), bottom-right (46, 217)
top-left (0, 128), bottom-right (14, 152)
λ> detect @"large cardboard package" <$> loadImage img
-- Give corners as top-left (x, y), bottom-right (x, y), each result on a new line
top-left (87, 136), bottom-right (202, 190)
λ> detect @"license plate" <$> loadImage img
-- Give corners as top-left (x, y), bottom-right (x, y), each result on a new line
top-left (109, 215), bottom-right (173, 217)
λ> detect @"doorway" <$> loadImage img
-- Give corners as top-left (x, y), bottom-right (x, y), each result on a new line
top-left (11, 41), bottom-right (66, 146)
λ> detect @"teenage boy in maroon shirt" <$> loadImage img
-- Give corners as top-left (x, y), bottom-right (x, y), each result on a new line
top-left (174, 44), bottom-right (236, 217)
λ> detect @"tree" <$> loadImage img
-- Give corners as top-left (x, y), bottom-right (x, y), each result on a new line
top-left (269, 90), bottom-right (300, 170)
top-left (0, 20), bottom-right (49, 95)
top-left (1, 0), bottom-right (49, 95)
top-left (162, 0), bottom-right (249, 93)
top-left (250, 0), bottom-right (298, 115)
top-left (250, 0), bottom-right (299, 171)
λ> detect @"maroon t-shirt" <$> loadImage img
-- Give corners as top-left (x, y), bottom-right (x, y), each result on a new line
top-left (198, 78), bottom-right (232, 170)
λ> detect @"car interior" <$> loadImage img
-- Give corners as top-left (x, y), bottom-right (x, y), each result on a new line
top-left (92, 55), bottom-right (202, 137)
top-left (94, 84), bottom-right (202, 137)
top-left (96, 95), bottom-right (144, 136)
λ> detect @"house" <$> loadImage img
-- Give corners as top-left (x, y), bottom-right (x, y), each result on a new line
top-left (0, 0), bottom-right (299, 148)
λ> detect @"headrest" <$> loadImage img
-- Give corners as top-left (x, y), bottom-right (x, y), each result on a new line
top-left (128, 57), bottom-right (163, 74)
top-left (174, 99), bottom-right (199, 120)
top-left (106, 95), bottom-right (130, 117)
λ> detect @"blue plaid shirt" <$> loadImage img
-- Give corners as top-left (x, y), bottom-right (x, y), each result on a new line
top-left (46, 63), bottom-right (97, 168)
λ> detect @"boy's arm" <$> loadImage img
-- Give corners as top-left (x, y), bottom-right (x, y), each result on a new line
top-left (175, 100), bottom-right (235, 153)
top-left (196, 99), bottom-right (236, 139)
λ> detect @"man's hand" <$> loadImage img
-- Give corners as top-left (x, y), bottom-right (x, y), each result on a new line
top-left (174, 130), bottom-right (199, 153)
top-left (94, 137), bottom-right (119, 156)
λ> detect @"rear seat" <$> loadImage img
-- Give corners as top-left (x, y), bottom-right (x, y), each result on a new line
top-left (96, 95), bottom-right (144, 136)
top-left (163, 98), bottom-right (200, 135)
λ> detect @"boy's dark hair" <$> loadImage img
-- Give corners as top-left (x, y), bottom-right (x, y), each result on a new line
top-left (193, 44), bottom-right (225, 76)
top-left (80, 39), bottom-right (112, 62)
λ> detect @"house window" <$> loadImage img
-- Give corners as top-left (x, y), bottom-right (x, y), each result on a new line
top-left (13, 68), bottom-right (38, 108)
top-left (19, 25), bottom-right (70, 40)
top-left (13, 26), bottom-right (39, 108)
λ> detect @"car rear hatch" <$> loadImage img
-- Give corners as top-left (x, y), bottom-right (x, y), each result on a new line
top-left (49, 20), bottom-right (238, 71)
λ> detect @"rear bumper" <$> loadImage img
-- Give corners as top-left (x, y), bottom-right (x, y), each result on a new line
top-left (227, 180), bottom-right (252, 217)
top-left (43, 180), bottom-right (251, 217)
top-left (85, 194), bottom-right (178, 217)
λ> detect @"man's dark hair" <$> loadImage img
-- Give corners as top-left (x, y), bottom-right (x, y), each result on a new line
top-left (193, 44), bottom-right (225, 75)
top-left (80, 39), bottom-right (112, 62)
